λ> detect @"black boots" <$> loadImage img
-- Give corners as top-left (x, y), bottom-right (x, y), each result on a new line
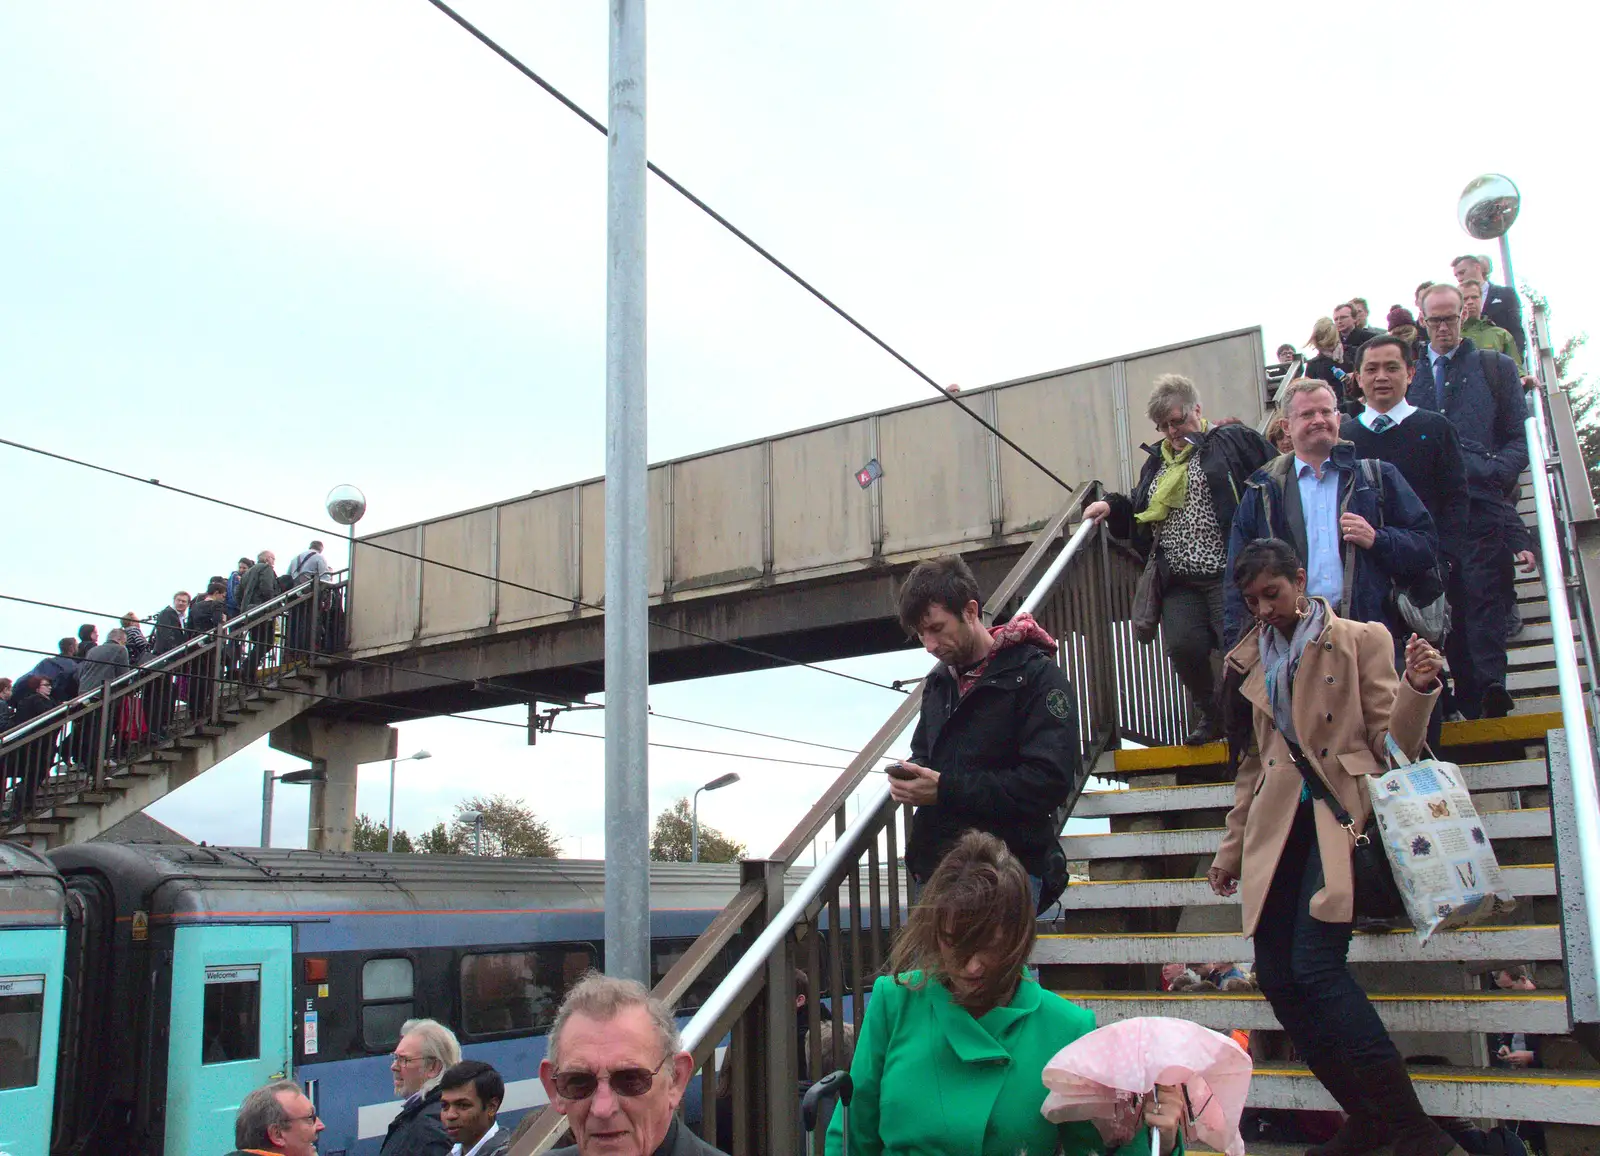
top-left (1302, 1053), bottom-right (1391, 1156)
top-left (1325, 1056), bottom-right (1465, 1156)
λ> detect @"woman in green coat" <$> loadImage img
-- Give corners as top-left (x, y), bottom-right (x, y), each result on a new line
top-left (828, 831), bottom-right (1182, 1155)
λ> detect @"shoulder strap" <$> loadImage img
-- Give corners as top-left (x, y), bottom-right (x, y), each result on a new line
top-left (1283, 738), bottom-right (1359, 831)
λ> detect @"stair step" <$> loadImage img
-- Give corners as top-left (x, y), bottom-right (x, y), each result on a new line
top-left (1033, 924), bottom-right (1562, 966)
top-left (1059, 991), bottom-right (1568, 1035)
top-left (1060, 865), bottom-right (1554, 909)
top-left (1506, 666), bottom-right (1588, 692)
top-left (1076, 760), bottom-right (1547, 818)
top-left (1243, 1063), bottom-right (1600, 1125)
top-left (1062, 809), bottom-right (1550, 860)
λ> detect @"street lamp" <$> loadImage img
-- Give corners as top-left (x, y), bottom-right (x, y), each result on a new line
top-left (260, 767), bottom-right (326, 848)
top-left (385, 749), bottom-right (433, 852)
top-left (1457, 174), bottom-right (1522, 318)
top-left (458, 809), bottom-right (485, 856)
top-left (691, 773), bottom-right (741, 863)
top-left (326, 484), bottom-right (367, 575)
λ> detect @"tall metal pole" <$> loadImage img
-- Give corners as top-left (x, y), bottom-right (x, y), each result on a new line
top-left (603, 0), bottom-right (650, 986)
top-left (691, 787), bottom-right (702, 863)
top-left (261, 770), bottom-right (275, 848)
top-left (386, 757), bottom-right (398, 853)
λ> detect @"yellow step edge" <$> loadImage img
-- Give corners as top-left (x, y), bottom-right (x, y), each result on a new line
top-left (1247, 1065), bottom-right (1600, 1089)
top-left (1083, 758), bottom-right (1542, 795)
top-left (1053, 991), bottom-right (1565, 1004)
top-left (1113, 713), bottom-right (1565, 772)
top-left (1039, 924), bottom-right (1557, 940)
top-left (1065, 808), bottom-right (1547, 839)
top-left (1064, 866), bottom-right (1553, 886)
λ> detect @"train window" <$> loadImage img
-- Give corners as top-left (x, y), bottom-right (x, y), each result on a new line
top-left (362, 958), bottom-right (415, 1051)
top-left (202, 965), bottom-right (262, 1064)
top-left (461, 944), bottom-right (595, 1039)
top-left (0, 974), bottom-right (44, 1089)
top-left (653, 938), bottom-right (730, 1014)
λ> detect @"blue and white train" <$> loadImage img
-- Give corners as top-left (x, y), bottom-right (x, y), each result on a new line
top-left (0, 840), bottom-right (809, 1156)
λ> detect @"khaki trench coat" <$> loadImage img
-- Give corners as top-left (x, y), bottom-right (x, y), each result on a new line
top-left (1212, 602), bottom-right (1438, 936)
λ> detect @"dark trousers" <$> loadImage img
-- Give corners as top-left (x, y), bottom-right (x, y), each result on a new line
top-left (1446, 497), bottom-right (1517, 715)
top-left (1253, 799), bottom-right (1399, 1067)
top-left (1160, 573), bottom-right (1225, 720)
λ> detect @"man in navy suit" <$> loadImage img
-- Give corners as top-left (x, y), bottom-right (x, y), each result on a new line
top-left (1453, 254), bottom-right (1524, 359)
top-left (1411, 284), bottom-right (1534, 718)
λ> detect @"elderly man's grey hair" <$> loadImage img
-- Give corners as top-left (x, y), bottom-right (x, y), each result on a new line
top-left (235, 1079), bottom-right (301, 1149)
top-left (107, 628), bottom-right (127, 644)
top-left (547, 972), bottom-right (683, 1070)
top-left (1146, 373), bottom-right (1202, 426)
top-left (400, 1018), bottom-right (462, 1093)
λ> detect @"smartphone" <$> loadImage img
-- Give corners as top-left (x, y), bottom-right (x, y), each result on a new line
top-left (887, 761), bottom-right (918, 781)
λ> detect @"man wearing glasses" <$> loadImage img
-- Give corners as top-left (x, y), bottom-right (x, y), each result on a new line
top-left (383, 1019), bottom-right (460, 1156)
top-left (540, 973), bottom-right (727, 1156)
top-left (227, 1079), bottom-right (324, 1156)
top-left (1411, 283), bottom-right (1533, 719)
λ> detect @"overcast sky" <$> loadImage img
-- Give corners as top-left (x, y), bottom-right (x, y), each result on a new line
top-left (3, 2), bottom-right (1594, 857)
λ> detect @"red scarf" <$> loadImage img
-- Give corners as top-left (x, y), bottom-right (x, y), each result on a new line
top-left (954, 612), bottom-right (1057, 696)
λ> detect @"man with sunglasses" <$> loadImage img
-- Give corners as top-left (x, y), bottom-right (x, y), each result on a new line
top-left (227, 1079), bottom-right (324, 1156)
top-left (540, 973), bottom-right (727, 1156)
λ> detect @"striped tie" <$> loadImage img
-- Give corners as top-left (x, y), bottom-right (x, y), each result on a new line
top-left (1371, 414), bottom-right (1395, 433)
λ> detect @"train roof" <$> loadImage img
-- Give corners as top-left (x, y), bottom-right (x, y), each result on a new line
top-left (47, 842), bottom-right (809, 921)
top-left (0, 839), bottom-right (67, 927)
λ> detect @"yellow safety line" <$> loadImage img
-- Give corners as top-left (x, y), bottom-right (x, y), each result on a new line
top-left (1059, 866), bottom-right (1553, 885)
top-left (1037, 924), bottom-right (1557, 940)
top-left (1082, 759), bottom-right (1544, 795)
top-left (1055, 991), bottom-right (1565, 1004)
top-left (1065, 809), bottom-right (1548, 839)
top-left (1248, 1065), bottom-right (1600, 1088)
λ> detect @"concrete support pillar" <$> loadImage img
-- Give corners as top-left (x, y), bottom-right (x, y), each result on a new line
top-left (269, 717), bottom-right (397, 852)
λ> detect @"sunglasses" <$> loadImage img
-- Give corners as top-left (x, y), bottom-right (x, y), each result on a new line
top-left (553, 1053), bottom-right (671, 1100)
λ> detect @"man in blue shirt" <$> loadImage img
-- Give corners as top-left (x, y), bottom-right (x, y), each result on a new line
top-left (1410, 284), bottom-right (1534, 719)
top-left (1225, 378), bottom-right (1439, 653)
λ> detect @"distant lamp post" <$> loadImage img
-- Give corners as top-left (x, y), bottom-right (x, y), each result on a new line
top-left (458, 809), bottom-right (485, 856)
top-left (1457, 173), bottom-right (1523, 303)
top-left (691, 772), bottom-right (741, 863)
top-left (385, 749), bottom-right (432, 852)
top-left (260, 767), bottom-right (326, 848)
top-left (326, 484), bottom-right (367, 575)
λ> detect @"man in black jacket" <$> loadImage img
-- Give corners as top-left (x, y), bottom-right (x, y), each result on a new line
top-left (1335, 302), bottom-right (1383, 375)
top-left (1411, 284), bottom-right (1534, 718)
top-left (1453, 254), bottom-right (1525, 359)
top-left (383, 1019), bottom-right (458, 1156)
top-left (148, 592), bottom-right (189, 737)
top-left (889, 555), bottom-right (1077, 910)
top-left (1084, 375), bottom-right (1274, 744)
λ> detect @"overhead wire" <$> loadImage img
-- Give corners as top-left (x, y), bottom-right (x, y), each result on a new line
top-left (0, 435), bottom-right (903, 695)
top-left (421, 0), bottom-right (1076, 496)
top-left (0, 640), bottom-right (858, 771)
top-left (0, 589), bottom-right (877, 758)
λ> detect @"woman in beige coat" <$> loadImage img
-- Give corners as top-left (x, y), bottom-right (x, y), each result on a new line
top-left (1207, 539), bottom-right (1462, 1156)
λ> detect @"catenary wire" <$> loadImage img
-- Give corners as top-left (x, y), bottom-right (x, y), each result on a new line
top-left (0, 435), bottom-right (903, 695)
top-left (421, 0), bottom-right (1075, 496)
top-left (0, 590), bottom-right (877, 758)
top-left (0, 640), bottom-right (859, 771)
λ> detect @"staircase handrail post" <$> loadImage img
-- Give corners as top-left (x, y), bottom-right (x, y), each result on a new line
top-left (94, 684), bottom-right (113, 790)
top-left (1525, 379), bottom-right (1600, 1027)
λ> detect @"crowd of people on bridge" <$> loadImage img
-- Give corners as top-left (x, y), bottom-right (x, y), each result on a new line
top-left (1, 541), bottom-right (333, 821)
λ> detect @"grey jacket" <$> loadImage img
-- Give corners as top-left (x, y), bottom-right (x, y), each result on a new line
top-left (77, 643), bottom-right (130, 694)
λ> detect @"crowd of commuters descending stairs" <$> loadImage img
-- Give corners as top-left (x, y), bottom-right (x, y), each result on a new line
top-left (1034, 475), bottom-right (1600, 1150)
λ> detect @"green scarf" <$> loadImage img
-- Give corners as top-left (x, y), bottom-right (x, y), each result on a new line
top-left (1136, 419), bottom-right (1210, 524)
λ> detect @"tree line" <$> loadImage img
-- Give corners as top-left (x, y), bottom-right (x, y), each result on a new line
top-left (352, 791), bottom-right (748, 862)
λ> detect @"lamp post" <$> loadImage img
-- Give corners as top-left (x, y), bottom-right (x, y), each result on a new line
top-left (385, 749), bottom-right (432, 852)
top-left (458, 809), bottom-right (485, 856)
top-left (260, 767), bottom-right (326, 847)
top-left (1457, 174), bottom-right (1523, 344)
top-left (326, 484), bottom-right (367, 575)
top-left (691, 773), bottom-right (741, 863)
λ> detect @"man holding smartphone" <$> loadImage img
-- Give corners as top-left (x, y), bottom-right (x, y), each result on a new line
top-left (890, 555), bottom-right (1079, 911)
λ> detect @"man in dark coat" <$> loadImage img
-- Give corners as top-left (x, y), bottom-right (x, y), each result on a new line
top-left (238, 552), bottom-right (281, 680)
top-left (1225, 378), bottom-right (1439, 652)
top-left (889, 554), bottom-right (1077, 911)
top-left (150, 592), bottom-right (191, 655)
top-left (22, 638), bottom-right (80, 704)
top-left (1453, 254), bottom-right (1525, 358)
top-left (1084, 374), bottom-right (1274, 743)
top-left (383, 1020), bottom-right (457, 1156)
top-left (1334, 302), bottom-right (1383, 375)
top-left (1410, 283), bottom-right (1534, 718)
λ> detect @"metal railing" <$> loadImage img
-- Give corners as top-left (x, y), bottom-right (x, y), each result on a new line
top-left (510, 484), bottom-right (1172, 1154)
top-left (1, 573), bottom-right (348, 831)
top-left (1524, 307), bottom-right (1600, 1037)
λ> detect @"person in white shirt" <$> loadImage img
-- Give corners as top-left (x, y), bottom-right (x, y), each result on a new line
top-left (439, 1060), bottom-right (511, 1156)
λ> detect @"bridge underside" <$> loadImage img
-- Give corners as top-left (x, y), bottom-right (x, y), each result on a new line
top-left (317, 549), bottom-right (1025, 725)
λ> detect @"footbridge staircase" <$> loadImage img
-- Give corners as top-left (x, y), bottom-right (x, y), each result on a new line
top-left (508, 308), bottom-right (1600, 1154)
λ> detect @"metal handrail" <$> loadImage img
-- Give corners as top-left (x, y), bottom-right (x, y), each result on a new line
top-left (680, 509), bottom-right (1101, 1055)
top-left (1524, 373), bottom-right (1600, 1025)
top-left (0, 571), bottom-right (345, 748)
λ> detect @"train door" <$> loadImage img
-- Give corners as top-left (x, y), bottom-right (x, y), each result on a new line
top-left (164, 924), bottom-right (292, 1156)
top-left (0, 927), bottom-right (66, 1156)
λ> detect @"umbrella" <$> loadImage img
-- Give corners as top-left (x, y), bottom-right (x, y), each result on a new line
top-left (1040, 1016), bottom-right (1252, 1156)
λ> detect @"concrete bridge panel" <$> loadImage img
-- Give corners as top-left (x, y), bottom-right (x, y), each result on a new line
top-left (1123, 330), bottom-right (1265, 435)
top-left (770, 421), bottom-right (875, 573)
top-left (351, 526), bottom-right (422, 648)
top-left (995, 363), bottom-right (1122, 534)
top-left (670, 444), bottom-right (766, 591)
top-left (420, 509), bottom-right (496, 637)
top-left (879, 398), bottom-right (995, 554)
top-left (498, 488), bottom-right (580, 626)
